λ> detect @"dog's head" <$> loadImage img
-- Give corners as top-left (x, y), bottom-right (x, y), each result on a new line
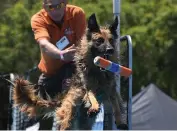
top-left (86, 13), bottom-right (118, 61)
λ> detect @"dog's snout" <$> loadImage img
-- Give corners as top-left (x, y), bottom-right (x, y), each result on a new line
top-left (106, 46), bottom-right (114, 54)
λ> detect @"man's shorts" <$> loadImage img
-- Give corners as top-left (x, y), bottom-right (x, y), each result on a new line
top-left (37, 63), bottom-right (76, 99)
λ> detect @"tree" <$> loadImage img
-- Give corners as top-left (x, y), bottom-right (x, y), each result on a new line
top-left (121, 0), bottom-right (177, 98)
top-left (0, 1), bottom-right (40, 74)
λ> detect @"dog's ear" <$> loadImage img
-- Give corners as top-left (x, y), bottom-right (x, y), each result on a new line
top-left (109, 16), bottom-right (118, 37)
top-left (87, 13), bottom-right (100, 32)
top-left (110, 16), bottom-right (118, 31)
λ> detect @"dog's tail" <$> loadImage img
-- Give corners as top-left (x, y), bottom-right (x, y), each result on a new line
top-left (13, 78), bottom-right (60, 118)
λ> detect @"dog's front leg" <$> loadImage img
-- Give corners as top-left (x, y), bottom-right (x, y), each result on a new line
top-left (87, 91), bottom-right (100, 113)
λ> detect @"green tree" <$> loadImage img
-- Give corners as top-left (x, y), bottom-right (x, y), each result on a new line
top-left (0, 1), bottom-right (40, 74)
top-left (121, 0), bottom-right (177, 98)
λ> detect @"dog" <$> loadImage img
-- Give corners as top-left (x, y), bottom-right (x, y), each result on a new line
top-left (12, 13), bottom-right (122, 130)
top-left (56, 13), bottom-right (122, 130)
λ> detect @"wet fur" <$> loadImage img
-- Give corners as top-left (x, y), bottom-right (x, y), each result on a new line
top-left (13, 78), bottom-right (62, 118)
top-left (56, 14), bottom-right (121, 130)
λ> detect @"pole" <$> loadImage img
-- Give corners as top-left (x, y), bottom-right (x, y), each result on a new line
top-left (127, 35), bottom-right (132, 130)
top-left (113, 0), bottom-right (121, 93)
top-left (10, 73), bottom-right (17, 130)
top-left (113, 0), bottom-right (123, 128)
top-left (120, 35), bottom-right (133, 130)
top-left (113, 1), bottom-right (132, 130)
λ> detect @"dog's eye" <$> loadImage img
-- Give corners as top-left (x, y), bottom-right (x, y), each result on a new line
top-left (96, 38), bottom-right (104, 43)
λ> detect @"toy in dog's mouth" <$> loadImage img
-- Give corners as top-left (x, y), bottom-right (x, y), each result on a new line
top-left (100, 54), bottom-right (111, 71)
top-left (95, 47), bottom-right (115, 72)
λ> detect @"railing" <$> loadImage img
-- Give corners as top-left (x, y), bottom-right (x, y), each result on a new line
top-left (120, 35), bottom-right (133, 130)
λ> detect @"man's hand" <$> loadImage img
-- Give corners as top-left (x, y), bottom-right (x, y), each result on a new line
top-left (60, 44), bottom-right (76, 62)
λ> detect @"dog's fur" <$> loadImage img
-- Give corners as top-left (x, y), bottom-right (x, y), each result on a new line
top-left (13, 78), bottom-right (63, 118)
top-left (56, 14), bottom-right (121, 130)
top-left (12, 13), bottom-right (122, 130)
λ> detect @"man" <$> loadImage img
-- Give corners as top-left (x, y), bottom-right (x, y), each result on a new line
top-left (30, 0), bottom-right (86, 129)
top-left (31, 0), bottom-right (86, 97)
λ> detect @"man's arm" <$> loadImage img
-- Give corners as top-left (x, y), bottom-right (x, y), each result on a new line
top-left (38, 39), bottom-right (61, 59)
top-left (38, 39), bottom-right (76, 61)
top-left (30, 15), bottom-right (61, 58)
top-left (31, 15), bottom-right (76, 61)
top-left (31, 14), bottom-right (61, 59)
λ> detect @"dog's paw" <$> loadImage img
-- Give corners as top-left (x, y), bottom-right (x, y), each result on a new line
top-left (87, 102), bottom-right (100, 114)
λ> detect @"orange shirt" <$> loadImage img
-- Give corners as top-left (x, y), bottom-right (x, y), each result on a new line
top-left (31, 5), bottom-right (86, 76)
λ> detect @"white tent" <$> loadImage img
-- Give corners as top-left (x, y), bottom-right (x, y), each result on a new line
top-left (132, 83), bottom-right (177, 130)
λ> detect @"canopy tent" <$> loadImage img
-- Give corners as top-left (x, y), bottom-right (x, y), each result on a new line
top-left (132, 83), bottom-right (177, 130)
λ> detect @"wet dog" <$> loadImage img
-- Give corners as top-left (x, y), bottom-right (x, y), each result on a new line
top-left (56, 13), bottom-right (122, 130)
